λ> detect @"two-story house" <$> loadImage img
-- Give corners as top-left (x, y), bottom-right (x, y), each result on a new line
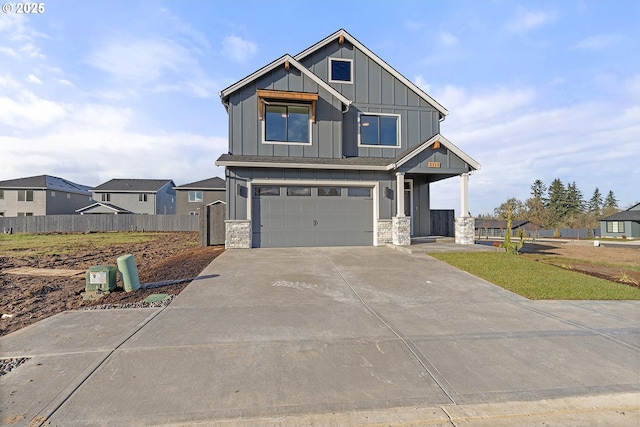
top-left (77, 179), bottom-right (176, 215)
top-left (0, 175), bottom-right (92, 217)
top-left (216, 29), bottom-right (480, 248)
top-left (174, 177), bottom-right (226, 216)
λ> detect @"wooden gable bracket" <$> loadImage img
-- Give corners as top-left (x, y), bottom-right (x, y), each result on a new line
top-left (338, 34), bottom-right (345, 45)
top-left (432, 140), bottom-right (441, 149)
top-left (284, 60), bottom-right (290, 71)
top-left (257, 89), bottom-right (319, 122)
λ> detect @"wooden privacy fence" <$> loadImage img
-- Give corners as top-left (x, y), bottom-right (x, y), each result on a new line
top-left (430, 209), bottom-right (455, 237)
top-left (0, 214), bottom-right (199, 234)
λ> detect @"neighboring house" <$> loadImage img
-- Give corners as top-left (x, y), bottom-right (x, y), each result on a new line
top-left (0, 174), bottom-right (92, 217)
top-left (600, 203), bottom-right (640, 238)
top-left (475, 219), bottom-right (535, 238)
top-left (78, 179), bottom-right (176, 215)
top-left (216, 29), bottom-right (480, 248)
top-left (174, 177), bottom-right (226, 216)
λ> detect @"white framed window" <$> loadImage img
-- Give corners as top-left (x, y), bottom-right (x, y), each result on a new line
top-left (0, 190), bottom-right (3, 199)
top-left (329, 58), bottom-right (353, 83)
top-left (263, 103), bottom-right (312, 145)
top-left (358, 113), bottom-right (401, 147)
top-left (188, 191), bottom-right (203, 202)
top-left (101, 193), bottom-right (111, 202)
top-left (606, 221), bottom-right (625, 233)
top-left (18, 190), bottom-right (34, 202)
top-left (257, 89), bottom-right (317, 146)
top-left (139, 193), bottom-right (148, 202)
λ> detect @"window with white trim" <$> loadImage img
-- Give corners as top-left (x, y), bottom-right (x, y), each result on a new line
top-left (606, 221), bottom-right (625, 233)
top-left (257, 89), bottom-right (317, 146)
top-left (188, 191), bottom-right (203, 202)
top-left (139, 193), bottom-right (148, 202)
top-left (329, 58), bottom-right (353, 83)
top-left (358, 113), bottom-right (400, 147)
top-left (17, 190), bottom-right (34, 202)
top-left (101, 193), bottom-right (111, 202)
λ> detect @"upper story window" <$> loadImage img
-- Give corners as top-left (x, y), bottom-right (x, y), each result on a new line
top-left (265, 104), bottom-right (311, 144)
top-left (188, 191), bottom-right (203, 202)
top-left (358, 113), bottom-right (401, 147)
top-left (329, 58), bottom-right (353, 83)
top-left (101, 193), bottom-right (111, 202)
top-left (139, 193), bottom-right (148, 202)
top-left (0, 190), bottom-right (4, 200)
top-left (257, 89), bottom-right (317, 146)
top-left (18, 190), bottom-right (34, 202)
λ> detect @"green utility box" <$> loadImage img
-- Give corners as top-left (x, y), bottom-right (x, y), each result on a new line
top-left (85, 265), bottom-right (118, 292)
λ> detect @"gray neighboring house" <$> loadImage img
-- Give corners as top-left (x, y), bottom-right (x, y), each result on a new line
top-left (0, 175), bottom-right (92, 217)
top-left (216, 29), bottom-right (480, 248)
top-left (475, 219), bottom-right (534, 238)
top-left (600, 202), bottom-right (640, 238)
top-left (77, 179), bottom-right (176, 215)
top-left (174, 177), bottom-right (226, 216)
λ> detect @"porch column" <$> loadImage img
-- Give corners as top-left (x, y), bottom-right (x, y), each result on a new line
top-left (460, 172), bottom-right (469, 217)
top-left (396, 172), bottom-right (405, 217)
top-left (455, 172), bottom-right (474, 244)
top-left (392, 172), bottom-right (410, 245)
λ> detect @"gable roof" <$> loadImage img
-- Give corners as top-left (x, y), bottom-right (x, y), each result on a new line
top-left (0, 174), bottom-right (91, 194)
top-left (219, 54), bottom-right (351, 107)
top-left (294, 29), bottom-right (448, 118)
top-left (393, 134), bottom-right (481, 171)
top-left (600, 210), bottom-right (640, 222)
top-left (76, 202), bottom-right (131, 214)
top-left (92, 179), bottom-right (175, 193)
top-left (174, 177), bottom-right (225, 190)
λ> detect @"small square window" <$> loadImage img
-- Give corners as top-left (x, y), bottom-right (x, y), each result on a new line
top-left (318, 187), bottom-right (341, 196)
top-left (329, 58), bottom-right (353, 83)
top-left (347, 187), bottom-right (371, 198)
top-left (188, 191), bottom-right (203, 202)
top-left (287, 187), bottom-right (311, 196)
top-left (254, 186), bottom-right (280, 196)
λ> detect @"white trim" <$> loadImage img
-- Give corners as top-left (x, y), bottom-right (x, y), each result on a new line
top-left (328, 57), bottom-right (353, 84)
top-left (294, 29), bottom-right (448, 117)
top-left (216, 159), bottom-right (388, 171)
top-left (404, 178), bottom-right (414, 235)
top-left (393, 134), bottom-right (481, 171)
top-left (358, 112), bottom-right (401, 148)
top-left (261, 102), bottom-right (313, 146)
top-left (248, 179), bottom-right (380, 246)
top-left (220, 55), bottom-right (351, 107)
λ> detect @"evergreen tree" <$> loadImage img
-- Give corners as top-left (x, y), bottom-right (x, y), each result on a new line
top-left (547, 178), bottom-right (568, 226)
top-left (526, 179), bottom-right (549, 229)
top-left (588, 187), bottom-right (603, 217)
top-left (565, 181), bottom-right (585, 218)
top-left (602, 190), bottom-right (620, 217)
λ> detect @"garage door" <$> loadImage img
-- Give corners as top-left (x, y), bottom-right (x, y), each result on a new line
top-left (252, 185), bottom-right (374, 247)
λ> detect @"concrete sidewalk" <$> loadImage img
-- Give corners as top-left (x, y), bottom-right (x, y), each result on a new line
top-left (1, 246), bottom-right (638, 426)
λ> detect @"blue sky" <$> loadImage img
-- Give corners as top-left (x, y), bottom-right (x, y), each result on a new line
top-left (1, 0), bottom-right (638, 215)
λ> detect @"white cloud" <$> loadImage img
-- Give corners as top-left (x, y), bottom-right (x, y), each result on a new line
top-left (506, 9), bottom-right (555, 33)
top-left (221, 35), bottom-right (257, 63)
top-left (439, 32), bottom-right (458, 48)
top-left (27, 74), bottom-right (42, 84)
top-left (571, 34), bottom-right (623, 50)
top-left (0, 75), bottom-right (66, 129)
top-left (86, 35), bottom-right (217, 98)
top-left (0, 47), bottom-right (17, 57)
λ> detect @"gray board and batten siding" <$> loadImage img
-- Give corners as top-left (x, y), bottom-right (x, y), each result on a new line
top-left (227, 38), bottom-right (441, 160)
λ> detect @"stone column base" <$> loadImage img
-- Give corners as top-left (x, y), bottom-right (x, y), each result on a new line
top-left (225, 220), bottom-right (252, 249)
top-left (376, 219), bottom-right (393, 246)
top-left (455, 216), bottom-right (475, 245)
top-left (392, 216), bottom-right (411, 246)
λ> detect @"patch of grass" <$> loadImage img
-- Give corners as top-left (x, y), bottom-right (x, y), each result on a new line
top-left (527, 255), bottom-right (640, 273)
top-left (429, 252), bottom-right (640, 300)
top-left (0, 232), bottom-right (164, 257)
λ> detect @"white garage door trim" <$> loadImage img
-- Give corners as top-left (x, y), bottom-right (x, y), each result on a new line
top-left (247, 179), bottom-right (380, 246)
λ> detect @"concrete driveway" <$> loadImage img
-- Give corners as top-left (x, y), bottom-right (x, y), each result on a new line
top-left (1, 246), bottom-right (638, 426)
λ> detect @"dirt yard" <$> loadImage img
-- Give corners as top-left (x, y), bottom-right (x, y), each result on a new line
top-left (521, 240), bottom-right (640, 288)
top-left (0, 232), bottom-right (223, 337)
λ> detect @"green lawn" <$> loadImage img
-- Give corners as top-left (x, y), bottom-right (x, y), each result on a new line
top-left (0, 232), bottom-right (171, 257)
top-left (429, 252), bottom-right (640, 300)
